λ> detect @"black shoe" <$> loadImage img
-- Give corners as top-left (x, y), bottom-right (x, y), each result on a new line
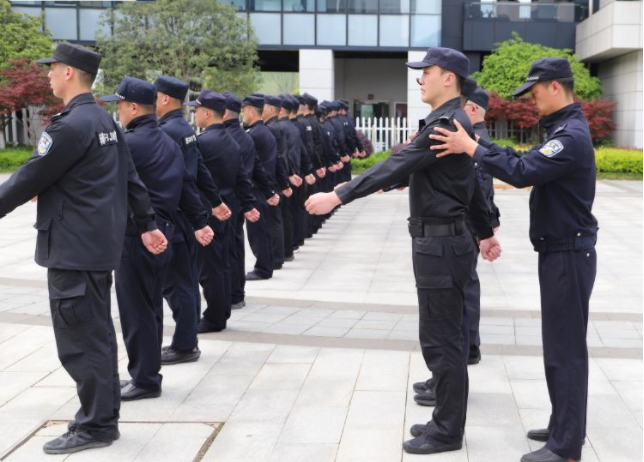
top-left (521, 447), bottom-right (568, 462)
top-left (231, 301), bottom-right (245, 310)
top-left (161, 346), bottom-right (201, 365)
top-left (246, 271), bottom-right (270, 281)
top-left (119, 379), bottom-right (131, 388)
top-left (43, 425), bottom-right (112, 454)
top-left (414, 393), bottom-right (437, 407)
top-left (197, 317), bottom-right (225, 334)
top-left (121, 383), bottom-right (161, 401)
top-left (527, 428), bottom-right (550, 442)
top-left (272, 263), bottom-right (283, 270)
top-left (284, 255), bottom-right (294, 262)
top-left (410, 424), bottom-right (426, 438)
top-left (412, 378), bottom-right (434, 394)
top-left (468, 347), bottom-right (481, 365)
top-left (403, 433), bottom-right (462, 455)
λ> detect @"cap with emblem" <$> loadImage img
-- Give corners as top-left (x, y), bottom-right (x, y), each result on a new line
top-left (100, 76), bottom-right (156, 105)
top-left (407, 47), bottom-right (477, 95)
top-left (36, 43), bottom-right (102, 75)
top-left (242, 95), bottom-right (264, 109)
top-left (264, 95), bottom-right (282, 108)
top-left (468, 88), bottom-right (489, 110)
top-left (184, 90), bottom-right (226, 112)
top-left (154, 75), bottom-right (189, 101)
top-left (222, 91), bottom-right (242, 113)
top-left (512, 58), bottom-right (573, 98)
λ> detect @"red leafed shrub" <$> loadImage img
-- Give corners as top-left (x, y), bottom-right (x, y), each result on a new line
top-left (580, 99), bottom-right (617, 143)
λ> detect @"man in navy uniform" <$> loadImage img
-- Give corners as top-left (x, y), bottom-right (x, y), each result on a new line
top-left (188, 90), bottom-right (260, 333)
top-left (153, 75), bottom-right (231, 364)
top-left (0, 44), bottom-right (168, 454)
top-left (306, 47), bottom-right (502, 456)
top-left (222, 91), bottom-right (276, 305)
top-left (429, 57), bottom-right (597, 462)
top-left (241, 95), bottom-right (282, 280)
top-left (100, 77), bottom-right (214, 401)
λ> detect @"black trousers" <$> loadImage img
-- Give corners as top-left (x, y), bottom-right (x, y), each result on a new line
top-left (413, 233), bottom-right (475, 444)
top-left (246, 189), bottom-right (273, 279)
top-left (290, 184), bottom-right (306, 247)
top-left (269, 198), bottom-right (285, 267)
top-left (198, 217), bottom-right (232, 330)
top-left (48, 268), bottom-right (119, 442)
top-left (541, 248), bottom-right (596, 460)
top-left (230, 203), bottom-right (246, 304)
top-left (464, 251), bottom-right (481, 353)
top-left (281, 193), bottom-right (294, 258)
top-left (116, 228), bottom-right (173, 392)
top-left (163, 225), bottom-right (199, 351)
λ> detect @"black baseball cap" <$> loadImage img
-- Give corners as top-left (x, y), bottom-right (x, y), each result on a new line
top-left (512, 58), bottom-right (574, 97)
top-left (279, 95), bottom-right (294, 112)
top-left (184, 90), bottom-right (226, 113)
top-left (264, 95), bottom-right (282, 108)
top-left (468, 88), bottom-right (489, 110)
top-left (100, 76), bottom-right (156, 105)
top-left (154, 76), bottom-right (189, 101)
top-left (222, 91), bottom-right (242, 113)
top-left (302, 93), bottom-right (318, 107)
top-left (36, 43), bottom-right (102, 75)
top-left (242, 95), bottom-right (264, 109)
top-left (407, 47), bottom-right (477, 94)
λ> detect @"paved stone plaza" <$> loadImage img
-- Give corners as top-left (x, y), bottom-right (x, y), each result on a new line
top-left (0, 174), bottom-right (641, 462)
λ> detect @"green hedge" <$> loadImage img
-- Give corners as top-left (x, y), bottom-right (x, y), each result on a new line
top-left (0, 147), bottom-right (32, 172)
top-left (350, 143), bottom-right (642, 178)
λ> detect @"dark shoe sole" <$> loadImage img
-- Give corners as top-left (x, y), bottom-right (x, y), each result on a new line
top-left (468, 356), bottom-right (481, 365)
top-left (403, 440), bottom-right (462, 455)
top-left (43, 440), bottom-right (111, 454)
top-left (414, 395), bottom-right (437, 407)
top-left (161, 354), bottom-right (200, 365)
top-left (121, 390), bottom-right (161, 401)
top-left (527, 432), bottom-right (549, 442)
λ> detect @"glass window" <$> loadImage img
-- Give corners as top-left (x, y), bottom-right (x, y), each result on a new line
top-left (411, 14), bottom-right (440, 47)
top-left (78, 2), bottom-right (113, 7)
top-left (379, 15), bottom-right (409, 47)
top-left (249, 0), bottom-right (280, 12)
top-left (249, 13), bottom-right (281, 44)
top-left (317, 0), bottom-right (346, 13)
top-left (11, 6), bottom-right (42, 16)
top-left (221, 0), bottom-right (247, 11)
top-left (411, 0), bottom-right (440, 14)
top-left (283, 0), bottom-right (314, 12)
top-left (80, 9), bottom-right (109, 40)
top-left (348, 15), bottom-right (376, 46)
top-left (379, 0), bottom-right (410, 14)
top-left (9, 1), bottom-right (41, 5)
top-left (316, 14), bottom-right (346, 46)
top-left (45, 7), bottom-right (77, 40)
top-left (347, 0), bottom-right (377, 13)
top-left (283, 13), bottom-right (315, 45)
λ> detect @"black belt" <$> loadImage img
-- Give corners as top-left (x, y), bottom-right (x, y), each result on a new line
top-left (532, 234), bottom-right (597, 253)
top-left (408, 218), bottom-right (465, 238)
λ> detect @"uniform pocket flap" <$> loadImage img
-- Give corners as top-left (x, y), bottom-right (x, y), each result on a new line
top-left (48, 271), bottom-right (87, 300)
top-left (413, 237), bottom-right (443, 256)
top-left (34, 217), bottom-right (52, 231)
top-left (452, 238), bottom-right (474, 256)
top-left (416, 275), bottom-right (453, 289)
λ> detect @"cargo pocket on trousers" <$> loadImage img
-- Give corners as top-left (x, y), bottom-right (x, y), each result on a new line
top-left (413, 237), bottom-right (444, 276)
top-left (416, 275), bottom-right (455, 320)
top-left (35, 218), bottom-right (52, 261)
top-left (48, 271), bottom-right (89, 329)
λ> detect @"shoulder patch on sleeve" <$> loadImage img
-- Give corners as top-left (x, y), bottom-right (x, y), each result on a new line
top-left (96, 130), bottom-right (119, 147)
top-left (37, 132), bottom-right (53, 156)
top-left (539, 139), bottom-right (564, 157)
top-left (184, 134), bottom-right (197, 147)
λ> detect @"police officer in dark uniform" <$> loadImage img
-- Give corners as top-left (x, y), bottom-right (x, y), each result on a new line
top-left (306, 47), bottom-right (502, 456)
top-left (222, 91), bottom-right (276, 307)
top-left (241, 95), bottom-right (281, 280)
top-left (101, 77), bottom-right (213, 401)
top-left (0, 44), bottom-right (168, 454)
top-left (188, 90), bottom-right (259, 332)
top-left (154, 75), bottom-right (231, 364)
top-left (429, 58), bottom-right (597, 462)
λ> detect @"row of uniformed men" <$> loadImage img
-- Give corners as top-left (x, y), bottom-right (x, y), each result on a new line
top-left (95, 75), bottom-right (367, 401)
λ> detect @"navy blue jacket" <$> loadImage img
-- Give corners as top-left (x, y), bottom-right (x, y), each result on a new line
top-left (474, 102), bottom-right (598, 248)
top-left (224, 118), bottom-right (274, 199)
top-left (0, 93), bottom-right (156, 271)
top-left (265, 116), bottom-right (292, 189)
top-left (124, 114), bottom-right (207, 234)
top-left (197, 124), bottom-right (256, 212)
top-left (472, 121), bottom-right (499, 228)
top-left (247, 120), bottom-right (289, 191)
top-left (291, 116), bottom-right (313, 175)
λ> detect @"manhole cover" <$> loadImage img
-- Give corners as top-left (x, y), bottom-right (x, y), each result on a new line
top-left (1, 420), bottom-right (222, 461)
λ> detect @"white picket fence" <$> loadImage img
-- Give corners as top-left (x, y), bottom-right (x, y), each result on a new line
top-left (354, 117), bottom-right (411, 152)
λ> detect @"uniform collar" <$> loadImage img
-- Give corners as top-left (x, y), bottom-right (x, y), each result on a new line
top-left (204, 123), bottom-right (225, 132)
top-left (248, 120), bottom-right (264, 128)
top-left (540, 102), bottom-right (583, 131)
top-left (223, 118), bottom-right (240, 128)
top-left (158, 108), bottom-right (184, 124)
top-left (126, 113), bottom-right (158, 131)
top-left (472, 121), bottom-right (486, 129)
top-left (63, 92), bottom-right (97, 113)
top-left (266, 116), bottom-right (278, 124)
top-left (426, 97), bottom-right (462, 123)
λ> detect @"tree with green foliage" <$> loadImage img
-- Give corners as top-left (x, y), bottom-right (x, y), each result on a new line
top-left (0, 0), bottom-right (53, 78)
top-left (472, 33), bottom-right (602, 100)
top-left (96, 0), bottom-right (261, 97)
